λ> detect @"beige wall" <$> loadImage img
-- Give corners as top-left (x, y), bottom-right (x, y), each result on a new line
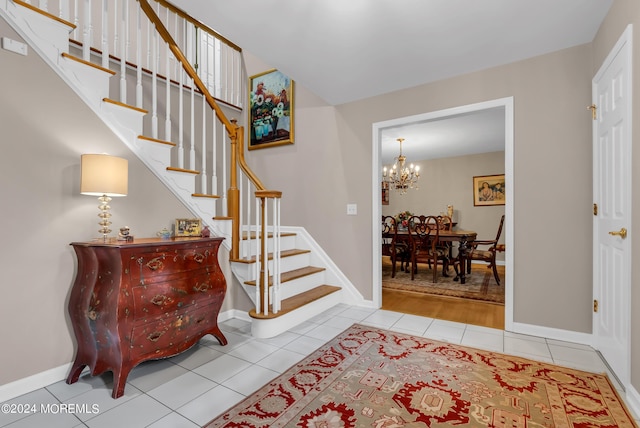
top-left (381, 151), bottom-right (506, 260)
top-left (0, 20), bottom-right (249, 386)
top-left (245, 43), bottom-right (594, 330)
top-left (591, 0), bottom-right (640, 393)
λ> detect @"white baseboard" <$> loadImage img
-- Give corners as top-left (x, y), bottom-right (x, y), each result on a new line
top-left (625, 383), bottom-right (640, 420)
top-left (0, 363), bottom-right (72, 404)
top-left (0, 309), bottom-right (240, 404)
top-left (508, 321), bottom-right (592, 346)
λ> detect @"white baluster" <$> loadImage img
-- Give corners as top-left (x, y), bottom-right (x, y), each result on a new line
top-left (101, 0), bottom-right (109, 69)
top-left (151, 23), bottom-right (158, 139)
top-left (119, 0), bottom-right (128, 103)
top-left (82, 0), bottom-right (91, 61)
top-left (201, 97), bottom-right (207, 193)
top-left (135, 6), bottom-right (143, 108)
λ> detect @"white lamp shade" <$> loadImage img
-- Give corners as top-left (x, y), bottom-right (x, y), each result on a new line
top-left (80, 154), bottom-right (128, 197)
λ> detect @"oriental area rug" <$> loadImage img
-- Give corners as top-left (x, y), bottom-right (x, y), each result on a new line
top-left (205, 324), bottom-right (636, 427)
top-left (382, 257), bottom-right (505, 304)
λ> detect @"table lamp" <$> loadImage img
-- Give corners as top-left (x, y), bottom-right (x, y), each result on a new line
top-left (81, 154), bottom-right (128, 241)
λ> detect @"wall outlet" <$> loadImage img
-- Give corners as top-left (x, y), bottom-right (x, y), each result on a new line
top-left (347, 204), bottom-right (357, 215)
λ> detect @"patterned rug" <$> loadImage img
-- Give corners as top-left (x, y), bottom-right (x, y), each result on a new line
top-left (205, 324), bottom-right (635, 427)
top-left (382, 257), bottom-right (505, 304)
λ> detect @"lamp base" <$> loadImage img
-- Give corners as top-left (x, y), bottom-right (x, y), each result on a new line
top-left (97, 194), bottom-right (112, 242)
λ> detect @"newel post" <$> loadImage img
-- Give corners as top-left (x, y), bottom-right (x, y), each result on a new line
top-left (228, 120), bottom-right (241, 260)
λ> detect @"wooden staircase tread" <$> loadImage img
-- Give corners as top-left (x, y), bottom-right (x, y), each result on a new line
top-left (138, 135), bottom-right (176, 147)
top-left (192, 193), bottom-right (220, 199)
top-left (61, 52), bottom-right (116, 75)
top-left (249, 285), bottom-right (341, 319)
top-left (244, 265), bottom-right (324, 286)
top-left (166, 166), bottom-right (200, 175)
top-left (103, 98), bottom-right (148, 114)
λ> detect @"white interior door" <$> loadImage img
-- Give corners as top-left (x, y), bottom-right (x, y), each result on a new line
top-left (592, 25), bottom-right (632, 388)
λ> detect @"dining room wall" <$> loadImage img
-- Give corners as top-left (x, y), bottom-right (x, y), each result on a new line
top-left (381, 151), bottom-right (505, 262)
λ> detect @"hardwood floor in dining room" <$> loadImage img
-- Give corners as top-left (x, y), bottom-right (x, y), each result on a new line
top-left (382, 288), bottom-right (505, 330)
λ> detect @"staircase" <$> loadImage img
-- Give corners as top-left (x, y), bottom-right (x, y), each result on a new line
top-left (0, 0), bottom-right (361, 338)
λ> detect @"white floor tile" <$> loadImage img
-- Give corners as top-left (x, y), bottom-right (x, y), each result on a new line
top-left (361, 310), bottom-right (404, 329)
top-left (226, 340), bottom-right (281, 363)
top-left (85, 394), bottom-right (171, 428)
top-left (146, 411), bottom-right (200, 428)
top-left (0, 389), bottom-right (61, 426)
top-left (256, 348), bottom-right (306, 373)
top-left (177, 385), bottom-right (244, 426)
top-left (169, 344), bottom-right (225, 371)
top-left (391, 314), bottom-right (433, 335)
top-left (193, 354), bottom-right (252, 384)
top-left (221, 364), bottom-right (279, 396)
top-left (304, 324), bottom-right (347, 341)
top-left (322, 315), bottom-right (358, 330)
top-left (126, 360), bottom-right (189, 393)
top-left (423, 323), bottom-right (465, 344)
top-left (282, 335), bottom-right (326, 355)
top-left (147, 371), bottom-right (217, 409)
top-left (503, 336), bottom-right (552, 359)
top-left (461, 329), bottom-right (504, 352)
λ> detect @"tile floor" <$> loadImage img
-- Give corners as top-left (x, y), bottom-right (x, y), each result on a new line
top-left (1, 304), bottom-right (638, 427)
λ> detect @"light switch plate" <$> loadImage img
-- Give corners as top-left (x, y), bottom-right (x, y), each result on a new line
top-left (347, 204), bottom-right (357, 215)
top-left (1, 37), bottom-right (28, 56)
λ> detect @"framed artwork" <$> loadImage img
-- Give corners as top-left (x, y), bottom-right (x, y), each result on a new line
top-left (473, 174), bottom-right (505, 206)
top-left (381, 182), bottom-right (389, 205)
top-left (248, 69), bottom-right (294, 150)
top-left (175, 218), bottom-right (202, 237)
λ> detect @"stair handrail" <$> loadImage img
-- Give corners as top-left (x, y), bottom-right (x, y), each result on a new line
top-left (138, 0), bottom-right (283, 313)
top-left (137, 0), bottom-right (279, 263)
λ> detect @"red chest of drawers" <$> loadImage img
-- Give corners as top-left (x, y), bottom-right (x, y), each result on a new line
top-left (66, 237), bottom-right (227, 398)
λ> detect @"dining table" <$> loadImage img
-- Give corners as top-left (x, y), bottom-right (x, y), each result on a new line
top-left (394, 229), bottom-right (478, 284)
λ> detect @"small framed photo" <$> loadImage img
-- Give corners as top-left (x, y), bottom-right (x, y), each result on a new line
top-left (473, 174), bottom-right (505, 206)
top-left (175, 218), bottom-right (202, 237)
top-left (248, 69), bottom-right (294, 150)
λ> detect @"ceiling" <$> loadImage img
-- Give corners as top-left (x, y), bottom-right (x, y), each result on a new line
top-left (171, 0), bottom-right (612, 161)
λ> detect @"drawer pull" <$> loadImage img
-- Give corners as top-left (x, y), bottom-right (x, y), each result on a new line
top-left (150, 295), bottom-right (167, 306)
top-left (193, 282), bottom-right (210, 292)
top-left (146, 256), bottom-right (165, 271)
top-left (194, 253), bottom-right (205, 264)
top-left (147, 330), bottom-right (166, 342)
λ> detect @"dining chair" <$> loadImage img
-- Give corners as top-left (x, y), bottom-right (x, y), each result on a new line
top-left (381, 216), bottom-right (408, 277)
top-left (463, 214), bottom-right (505, 285)
top-left (435, 215), bottom-right (454, 269)
top-left (407, 215), bottom-right (450, 282)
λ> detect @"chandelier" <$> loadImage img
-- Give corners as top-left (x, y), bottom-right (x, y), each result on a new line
top-left (382, 138), bottom-right (420, 194)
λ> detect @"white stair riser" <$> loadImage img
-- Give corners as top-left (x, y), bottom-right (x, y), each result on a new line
top-left (231, 252), bottom-right (312, 283)
top-left (251, 290), bottom-right (343, 339)
top-left (6, 1), bottom-right (71, 63)
top-left (60, 57), bottom-right (112, 103)
top-left (240, 234), bottom-right (297, 255)
top-left (279, 271), bottom-right (326, 300)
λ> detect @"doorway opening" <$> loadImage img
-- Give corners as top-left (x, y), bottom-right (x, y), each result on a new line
top-left (372, 97), bottom-right (514, 329)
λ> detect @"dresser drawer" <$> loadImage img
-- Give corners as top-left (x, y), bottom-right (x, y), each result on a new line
top-left (128, 305), bottom-right (216, 360)
top-left (131, 273), bottom-right (221, 320)
top-left (127, 243), bottom-right (218, 285)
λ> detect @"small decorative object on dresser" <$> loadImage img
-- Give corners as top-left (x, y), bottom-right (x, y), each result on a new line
top-left (175, 218), bottom-right (202, 237)
top-left (66, 237), bottom-right (227, 398)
